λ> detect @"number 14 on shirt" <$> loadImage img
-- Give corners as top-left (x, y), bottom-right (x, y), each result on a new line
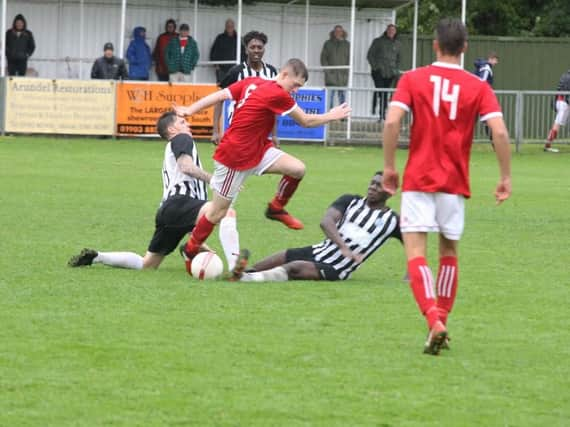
top-left (430, 75), bottom-right (460, 120)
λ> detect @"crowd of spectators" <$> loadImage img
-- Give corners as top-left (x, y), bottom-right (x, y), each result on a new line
top-left (5, 14), bottom-right (403, 99)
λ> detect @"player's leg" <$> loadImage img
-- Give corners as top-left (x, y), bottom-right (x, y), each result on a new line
top-left (433, 192), bottom-right (464, 327)
top-left (261, 149), bottom-right (306, 230)
top-left (183, 164), bottom-right (244, 260)
top-left (240, 261), bottom-right (321, 282)
top-left (435, 235), bottom-right (459, 327)
top-left (68, 248), bottom-right (145, 269)
top-left (251, 250), bottom-right (288, 271)
top-left (401, 191), bottom-right (447, 355)
top-left (545, 100), bottom-right (566, 152)
top-left (219, 208), bottom-right (240, 271)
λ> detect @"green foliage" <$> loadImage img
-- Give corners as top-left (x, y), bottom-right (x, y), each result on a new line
top-left (397, 0), bottom-right (570, 37)
top-left (1, 137), bottom-right (570, 425)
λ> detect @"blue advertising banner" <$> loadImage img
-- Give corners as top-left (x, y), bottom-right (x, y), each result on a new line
top-left (223, 87), bottom-right (327, 141)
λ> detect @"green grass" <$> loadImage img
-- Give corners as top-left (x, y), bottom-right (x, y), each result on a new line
top-left (1, 136), bottom-right (569, 426)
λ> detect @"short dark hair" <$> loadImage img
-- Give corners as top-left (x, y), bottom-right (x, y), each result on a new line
top-left (435, 18), bottom-right (467, 56)
top-left (157, 111), bottom-right (177, 139)
top-left (243, 30), bottom-right (268, 47)
top-left (374, 170), bottom-right (383, 176)
top-left (283, 58), bottom-right (309, 82)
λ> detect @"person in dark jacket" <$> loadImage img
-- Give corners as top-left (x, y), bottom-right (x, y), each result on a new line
top-left (166, 23), bottom-right (199, 82)
top-left (473, 52), bottom-right (498, 86)
top-left (367, 24), bottom-right (401, 120)
top-left (153, 19), bottom-right (177, 82)
top-left (126, 26), bottom-right (152, 80)
top-left (91, 42), bottom-right (128, 80)
top-left (320, 25), bottom-right (350, 108)
top-left (544, 69), bottom-right (570, 153)
top-left (210, 18), bottom-right (243, 84)
top-left (5, 14), bottom-right (35, 76)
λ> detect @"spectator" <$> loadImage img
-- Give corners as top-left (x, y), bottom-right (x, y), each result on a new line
top-left (544, 69), bottom-right (570, 153)
top-left (474, 51), bottom-right (499, 86)
top-left (5, 14), bottom-right (35, 76)
top-left (210, 18), bottom-right (242, 84)
top-left (320, 25), bottom-right (350, 109)
top-left (153, 19), bottom-right (177, 82)
top-left (91, 42), bottom-right (128, 80)
top-left (126, 26), bottom-right (152, 80)
top-left (367, 24), bottom-right (401, 121)
top-left (166, 23), bottom-right (199, 83)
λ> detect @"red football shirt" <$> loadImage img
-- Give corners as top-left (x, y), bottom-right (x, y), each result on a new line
top-left (214, 77), bottom-right (297, 170)
top-left (391, 62), bottom-right (502, 197)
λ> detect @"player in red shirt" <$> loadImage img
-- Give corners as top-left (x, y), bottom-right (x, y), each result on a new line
top-left (174, 58), bottom-right (350, 272)
top-left (382, 19), bottom-right (512, 355)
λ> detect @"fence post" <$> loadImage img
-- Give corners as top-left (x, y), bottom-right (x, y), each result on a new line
top-left (515, 91), bottom-right (524, 153)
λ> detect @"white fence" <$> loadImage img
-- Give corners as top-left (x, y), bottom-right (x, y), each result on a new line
top-left (328, 88), bottom-right (570, 151)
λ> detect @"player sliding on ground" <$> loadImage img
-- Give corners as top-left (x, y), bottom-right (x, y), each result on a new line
top-left (68, 112), bottom-right (241, 272)
top-left (174, 58), bottom-right (351, 273)
top-left (233, 171), bottom-right (403, 282)
top-left (382, 18), bottom-right (512, 356)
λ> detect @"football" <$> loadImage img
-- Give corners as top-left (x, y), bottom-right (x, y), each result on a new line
top-left (190, 252), bottom-right (224, 280)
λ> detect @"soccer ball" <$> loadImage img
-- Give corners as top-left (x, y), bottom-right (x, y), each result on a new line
top-left (190, 252), bottom-right (224, 280)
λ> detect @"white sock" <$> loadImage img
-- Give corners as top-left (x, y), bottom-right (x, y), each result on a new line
top-left (219, 216), bottom-right (240, 271)
top-left (241, 266), bottom-right (289, 282)
top-left (94, 252), bottom-right (144, 270)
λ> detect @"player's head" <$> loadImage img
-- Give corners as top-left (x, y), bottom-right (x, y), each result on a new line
top-left (243, 31), bottom-right (268, 65)
top-left (433, 18), bottom-right (467, 57)
top-left (277, 58), bottom-right (308, 93)
top-left (487, 51), bottom-right (499, 66)
top-left (367, 171), bottom-right (391, 205)
top-left (157, 111), bottom-right (190, 140)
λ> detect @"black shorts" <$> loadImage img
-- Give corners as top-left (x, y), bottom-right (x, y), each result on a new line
top-left (147, 195), bottom-right (207, 256)
top-left (285, 246), bottom-right (342, 281)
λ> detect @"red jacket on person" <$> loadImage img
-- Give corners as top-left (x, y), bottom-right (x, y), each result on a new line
top-left (153, 31), bottom-right (177, 76)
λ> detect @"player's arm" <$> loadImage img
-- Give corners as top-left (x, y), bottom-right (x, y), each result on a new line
top-left (320, 196), bottom-right (363, 263)
top-left (171, 135), bottom-right (213, 184)
top-left (486, 116), bottom-right (512, 204)
top-left (211, 102), bottom-right (223, 145)
top-left (382, 104), bottom-right (407, 195)
top-left (176, 155), bottom-right (212, 184)
top-left (288, 103), bottom-right (351, 128)
top-left (174, 89), bottom-right (232, 117)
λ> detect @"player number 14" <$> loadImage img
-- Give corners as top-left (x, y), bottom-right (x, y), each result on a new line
top-left (430, 75), bottom-right (460, 120)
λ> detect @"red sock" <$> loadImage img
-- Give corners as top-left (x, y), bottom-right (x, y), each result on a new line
top-left (269, 175), bottom-right (302, 211)
top-left (185, 215), bottom-right (216, 257)
top-left (435, 256), bottom-right (458, 326)
top-left (407, 257), bottom-right (439, 328)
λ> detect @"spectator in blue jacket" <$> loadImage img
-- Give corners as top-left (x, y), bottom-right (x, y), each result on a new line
top-left (473, 52), bottom-right (499, 86)
top-left (126, 26), bottom-right (152, 80)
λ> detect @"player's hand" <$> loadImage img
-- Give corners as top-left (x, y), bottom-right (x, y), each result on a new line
top-left (272, 135), bottom-right (280, 149)
top-left (211, 131), bottom-right (221, 145)
top-left (329, 103), bottom-right (351, 121)
top-left (340, 247), bottom-right (364, 264)
top-left (382, 168), bottom-right (399, 195)
top-left (172, 103), bottom-right (188, 117)
top-left (495, 177), bottom-right (512, 205)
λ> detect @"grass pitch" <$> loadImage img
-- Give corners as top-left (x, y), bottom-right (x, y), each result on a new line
top-left (1, 136), bottom-right (569, 426)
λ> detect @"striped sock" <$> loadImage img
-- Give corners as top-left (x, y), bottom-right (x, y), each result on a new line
top-left (269, 175), bottom-right (301, 210)
top-left (407, 257), bottom-right (439, 328)
top-left (436, 257), bottom-right (458, 326)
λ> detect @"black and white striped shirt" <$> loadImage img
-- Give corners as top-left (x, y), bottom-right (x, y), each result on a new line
top-left (161, 134), bottom-right (208, 203)
top-left (220, 61), bottom-right (278, 124)
top-left (220, 61), bottom-right (278, 88)
top-left (311, 194), bottom-right (401, 280)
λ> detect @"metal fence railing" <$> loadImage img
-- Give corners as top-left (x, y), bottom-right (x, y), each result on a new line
top-left (326, 87), bottom-right (570, 152)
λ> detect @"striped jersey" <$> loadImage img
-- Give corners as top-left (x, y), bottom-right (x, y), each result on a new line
top-left (161, 133), bottom-right (208, 203)
top-left (220, 60), bottom-right (278, 124)
top-left (311, 194), bottom-right (401, 280)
